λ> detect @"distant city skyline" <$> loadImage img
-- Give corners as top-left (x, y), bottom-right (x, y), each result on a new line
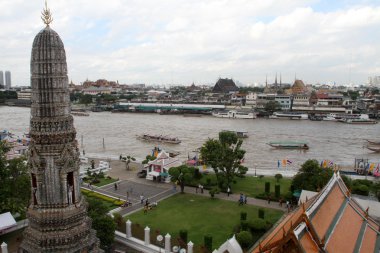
top-left (0, 0), bottom-right (379, 86)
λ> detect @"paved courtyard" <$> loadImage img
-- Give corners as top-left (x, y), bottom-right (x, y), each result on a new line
top-left (82, 179), bottom-right (176, 216)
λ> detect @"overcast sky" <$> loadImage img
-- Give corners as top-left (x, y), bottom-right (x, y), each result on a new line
top-left (1, 0), bottom-right (379, 86)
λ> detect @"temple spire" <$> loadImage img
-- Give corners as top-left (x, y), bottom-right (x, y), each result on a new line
top-left (275, 72), bottom-right (278, 86)
top-left (41, 0), bottom-right (53, 26)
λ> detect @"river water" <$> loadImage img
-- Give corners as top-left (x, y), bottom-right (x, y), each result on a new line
top-left (1, 106), bottom-right (379, 173)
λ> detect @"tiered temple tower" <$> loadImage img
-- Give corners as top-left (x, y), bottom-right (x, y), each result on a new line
top-left (20, 3), bottom-right (101, 252)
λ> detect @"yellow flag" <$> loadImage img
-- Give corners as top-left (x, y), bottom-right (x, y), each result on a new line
top-left (282, 159), bottom-right (287, 167)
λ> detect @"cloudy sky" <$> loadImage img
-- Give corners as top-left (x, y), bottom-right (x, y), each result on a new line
top-left (1, 0), bottom-right (380, 86)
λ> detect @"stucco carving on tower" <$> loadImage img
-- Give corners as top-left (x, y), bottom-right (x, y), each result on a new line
top-left (20, 4), bottom-right (101, 252)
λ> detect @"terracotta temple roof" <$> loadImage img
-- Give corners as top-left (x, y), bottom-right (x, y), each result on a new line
top-left (252, 172), bottom-right (380, 253)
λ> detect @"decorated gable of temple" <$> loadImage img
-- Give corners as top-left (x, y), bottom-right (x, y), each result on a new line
top-left (252, 172), bottom-right (380, 253)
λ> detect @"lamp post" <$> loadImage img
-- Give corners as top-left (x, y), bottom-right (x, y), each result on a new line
top-left (157, 235), bottom-right (164, 253)
top-left (172, 246), bottom-right (186, 253)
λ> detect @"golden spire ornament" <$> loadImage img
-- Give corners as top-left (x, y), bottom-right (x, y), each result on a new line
top-left (41, 0), bottom-right (53, 26)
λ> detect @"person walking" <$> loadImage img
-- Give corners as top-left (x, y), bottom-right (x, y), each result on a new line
top-left (200, 184), bottom-right (204, 194)
top-left (114, 183), bottom-right (118, 191)
top-left (227, 187), bottom-right (231, 197)
top-left (239, 193), bottom-right (244, 205)
top-left (140, 195), bottom-right (144, 204)
top-left (244, 194), bottom-right (247, 204)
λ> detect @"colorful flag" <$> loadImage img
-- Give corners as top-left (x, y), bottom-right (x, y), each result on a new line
top-left (374, 164), bottom-right (380, 177)
top-left (277, 160), bottom-right (280, 169)
top-left (328, 160), bottom-right (334, 167)
top-left (282, 159), bottom-right (287, 167)
top-left (322, 160), bottom-right (327, 168)
top-left (369, 163), bottom-right (375, 172)
top-left (286, 159), bottom-right (293, 165)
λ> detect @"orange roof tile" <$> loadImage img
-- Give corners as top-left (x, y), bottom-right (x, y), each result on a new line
top-left (325, 205), bottom-right (363, 252)
top-left (299, 230), bottom-right (319, 253)
top-left (311, 184), bottom-right (345, 239)
top-left (359, 226), bottom-right (377, 253)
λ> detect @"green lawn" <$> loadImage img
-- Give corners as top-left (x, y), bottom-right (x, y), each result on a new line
top-left (94, 177), bottom-right (118, 187)
top-left (124, 193), bottom-right (283, 248)
top-left (232, 176), bottom-right (292, 198)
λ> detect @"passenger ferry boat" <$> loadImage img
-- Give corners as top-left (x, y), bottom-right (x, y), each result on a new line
top-left (137, 134), bottom-right (181, 144)
top-left (323, 113), bottom-right (372, 122)
top-left (267, 141), bottom-right (309, 149)
top-left (212, 110), bottom-right (257, 119)
top-left (269, 112), bottom-right (308, 120)
top-left (337, 114), bottom-right (377, 124)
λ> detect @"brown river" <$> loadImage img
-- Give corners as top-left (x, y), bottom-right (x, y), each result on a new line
top-left (1, 106), bottom-right (379, 175)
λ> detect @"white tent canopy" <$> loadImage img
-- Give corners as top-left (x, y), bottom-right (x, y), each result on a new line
top-left (0, 212), bottom-right (16, 231)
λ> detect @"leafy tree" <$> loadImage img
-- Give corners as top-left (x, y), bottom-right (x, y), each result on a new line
top-left (264, 101), bottom-right (282, 113)
top-left (142, 155), bottom-right (156, 165)
top-left (200, 131), bottom-right (247, 192)
top-left (70, 92), bottom-right (82, 102)
top-left (275, 173), bottom-right (283, 183)
top-left (168, 165), bottom-right (196, 193)
top-left (79, 94), bottom-right (93, 105)
top-left (92, 215), bottom-right (116, 251)
top-left (122, 155), bottom-right (136, 170)
top-left (86, 198), bottom-right (116, 252)
top-left (0, 90), bottom-right (18, 99)
top-left (291, 159), bottom-right (333, 192)
top-left (0, 141), bottom-right (30, 217)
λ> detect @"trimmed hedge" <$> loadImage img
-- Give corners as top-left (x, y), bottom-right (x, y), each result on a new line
top-left (81, 189), bottom-right (124, 206)
top-left (248, 218), bottom-right (267, 232)
top-left (236, 231), bottom-right (253, 248)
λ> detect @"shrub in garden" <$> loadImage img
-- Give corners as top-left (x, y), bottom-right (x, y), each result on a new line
top-left (209, 187), bottom-right (220, 198)
top-left (204, 235), bottom-right (213, 252)
top-left (240, 211), bottom-right (247, 221)
top-left (179, 229), bottom-right (188, 243)
top-left (265, 182), bottom-right (270, 193)
top-left (352, 184), bottom-right (369, 196)
top-left (258, 208), bottom-right (265, 219)
top-left (275, 184), bottom-right (281, 198)
top-left (236, 231), bottom-right (253, 248)
top-left (113, 213), bottom-right (124, 228)
top-left (240, 221), bottom-right (248, 231)
top-left (248, 218), bottom-right (267, 232)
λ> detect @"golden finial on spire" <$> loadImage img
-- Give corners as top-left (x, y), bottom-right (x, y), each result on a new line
top-left (41, 0), bottom-right (53, 26)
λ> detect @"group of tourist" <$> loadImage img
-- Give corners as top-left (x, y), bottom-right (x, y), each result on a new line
top-left (239, 193), bottom-right (248, 205)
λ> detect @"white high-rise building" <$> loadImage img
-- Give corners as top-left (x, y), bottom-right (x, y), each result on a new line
top-left (5, 71), bottom-right (11, 90)
top-left (368, 76), bottom-right (380, 86)
top-left (0, 71), bottom-right (3, 88)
